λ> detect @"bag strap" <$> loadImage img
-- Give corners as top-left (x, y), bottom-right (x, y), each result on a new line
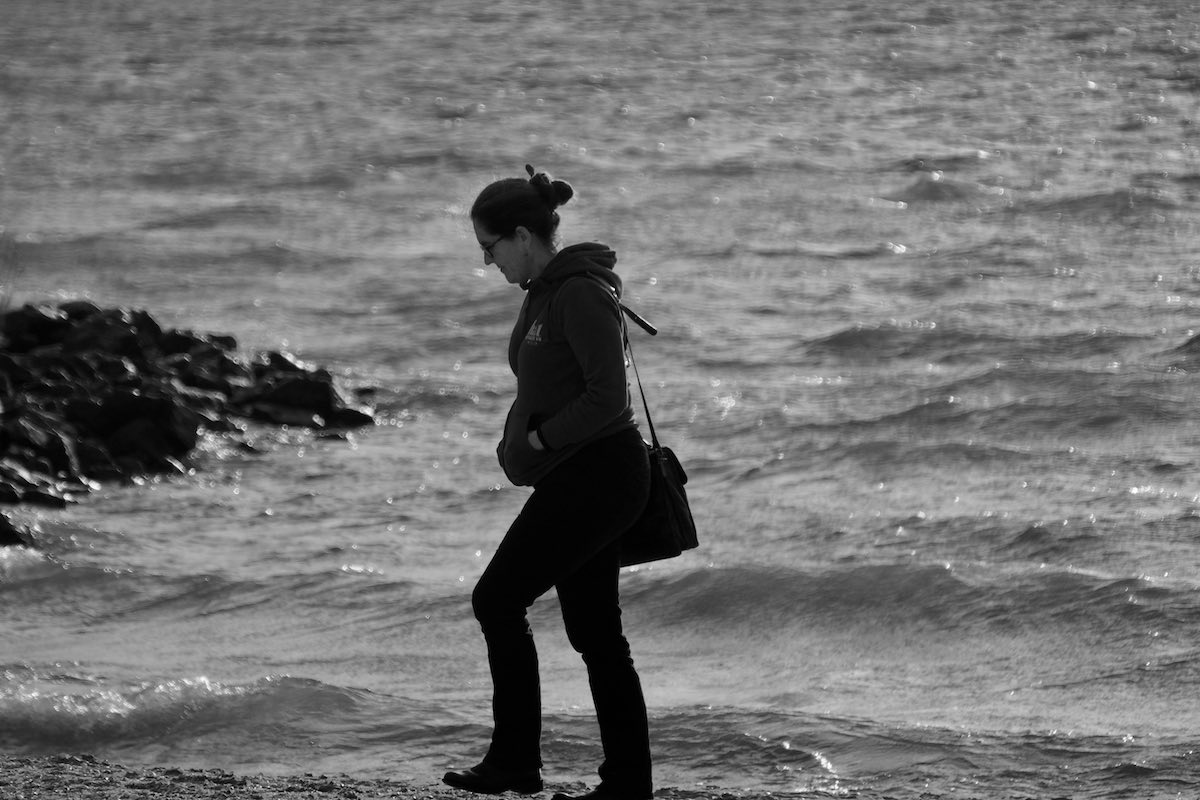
top-left (621, 303), bottom-right (658, 336)
top-left (619, 303), bottom-right (661, 450)
top-left (557, 274), bottom-right (662, 448)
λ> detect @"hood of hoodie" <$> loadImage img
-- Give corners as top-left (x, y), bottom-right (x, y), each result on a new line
top-left (522, 242), bottom-right (622, 299)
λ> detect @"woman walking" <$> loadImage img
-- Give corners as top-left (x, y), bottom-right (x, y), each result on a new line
top-left (442, 166), bottom-right (653, 800)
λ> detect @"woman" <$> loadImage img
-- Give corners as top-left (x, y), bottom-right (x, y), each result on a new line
top-left (442, 166), bottom-right (653, 800)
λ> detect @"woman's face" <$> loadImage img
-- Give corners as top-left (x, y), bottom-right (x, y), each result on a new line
top-left (474, 219), bottom-right (531, 285)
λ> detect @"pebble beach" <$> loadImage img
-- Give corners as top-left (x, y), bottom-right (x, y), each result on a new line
top-left (1, 757), bottom-right (792, 800)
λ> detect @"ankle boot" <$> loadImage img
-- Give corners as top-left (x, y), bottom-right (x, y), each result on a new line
top-left (443, 762), bottom-right (544, 795)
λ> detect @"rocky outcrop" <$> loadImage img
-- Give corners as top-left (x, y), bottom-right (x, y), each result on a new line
top-left (0, 301), bottom-right (375, 533)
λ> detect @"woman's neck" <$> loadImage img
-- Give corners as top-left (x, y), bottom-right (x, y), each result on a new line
top-left (527, 240), bottom-right (557, 280)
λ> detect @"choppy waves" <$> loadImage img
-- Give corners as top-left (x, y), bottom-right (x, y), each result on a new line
top-left (629, 561), bottom-right (1200, 641)
top-left (0, 669), bottom-right (334, 748)
top-left (5, 650), bottom-right (1194, 798)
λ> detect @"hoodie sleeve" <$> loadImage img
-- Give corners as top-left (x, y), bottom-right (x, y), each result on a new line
top-left (535, 278), bottom-right (631, 450)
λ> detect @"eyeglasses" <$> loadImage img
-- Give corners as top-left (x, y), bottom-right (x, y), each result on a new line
top-left (479, 233), bottom-right (510, 259)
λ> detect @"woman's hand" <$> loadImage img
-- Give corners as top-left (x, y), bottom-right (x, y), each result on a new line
top-left (527, 430), bottom-right (545, 451)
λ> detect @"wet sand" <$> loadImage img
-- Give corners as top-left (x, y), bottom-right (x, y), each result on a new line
top-left (2, 755), bottom-right (419, 800)
top-left (0, 756), bottom-right (784, 800)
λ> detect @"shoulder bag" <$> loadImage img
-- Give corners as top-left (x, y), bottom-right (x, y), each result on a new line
top-left (617, 304), bottom-right (699, 567)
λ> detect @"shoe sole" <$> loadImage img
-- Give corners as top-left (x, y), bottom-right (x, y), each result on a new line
top-left (442, 774), bottom-right (544, 795)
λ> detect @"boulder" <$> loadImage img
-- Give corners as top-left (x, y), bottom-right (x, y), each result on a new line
top-left (250, 374), bottom-right (339, 416)
top-left (0, 513), bottom-right (34, 547)
top-left (2, 304), bottom-right (73, 351)
top-left (0, 300), bottom-right (376, 510)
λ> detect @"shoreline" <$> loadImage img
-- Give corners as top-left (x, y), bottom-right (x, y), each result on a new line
top-left (1, 755), bottom-right (412, 800)
top-left (1, 755), bottom-right (495, 800)
top-left (0, 756), bottom-right (787, 800)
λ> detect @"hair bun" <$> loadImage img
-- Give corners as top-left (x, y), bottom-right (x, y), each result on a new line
top-left (525, 164), bottom-right (574, 209)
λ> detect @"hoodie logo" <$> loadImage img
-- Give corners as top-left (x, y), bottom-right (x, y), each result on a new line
top-left (524, 320), bottom-right (545, 345)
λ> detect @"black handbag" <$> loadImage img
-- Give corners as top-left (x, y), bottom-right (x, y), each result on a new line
top-left (617, 304), bottom-right (699, 567)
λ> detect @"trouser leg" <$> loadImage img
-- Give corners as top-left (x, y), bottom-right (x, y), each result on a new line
top-left (470, 430), bottom-right (651, 775)
top-left (558, 544), bottom-right (653, 796)
top-left (475, 598), bottom-right (543, 769)
top-left (472, 496), bottom-right (562, 770)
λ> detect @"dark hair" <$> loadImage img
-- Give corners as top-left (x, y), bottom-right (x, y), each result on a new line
top-left (471, 164), bottom-right (574, 243)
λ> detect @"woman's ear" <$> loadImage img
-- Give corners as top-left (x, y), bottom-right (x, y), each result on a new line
top-left (512, 226), bottom-right (533, 248)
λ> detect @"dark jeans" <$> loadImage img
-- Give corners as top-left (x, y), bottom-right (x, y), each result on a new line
top-left (472, 427), bottom-right (652, 795)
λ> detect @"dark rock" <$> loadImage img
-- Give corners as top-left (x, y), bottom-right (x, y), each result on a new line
top-left (159, 329), bottom-right (206, 356)
top-left (325, 406), bottom-right (376, 428)
top-left (105, 417), bottom-right (182, 468)
top-left (168, 378), bottom-right (230, 414)
top-left (0, 513), bottom-right (34, 546)
top-left (7, 416), bottom-right (83, 480)
top-left (89, 353), bottom-right (140, 384)
top-left (74, 439), bottom-right (124, 481)
top-left (245, 403), bottom-right (326, 428)
top-left (0, 458), bottom-right (43, 493)
top-left (162, 329), bottom-right (239, 356)
top-left (1, 304), bottom-right (73, 351)
top-left (0, 300), bottom-right (376, 511)
top-left (58, 299), bottom-right (103, 321)
top-left (60, 310), bottom-right (146, 361)
top-left (27, 381), bottom-right (79, 402)
top-left (21, 488), bottom-right (70, 508)
top-left (177, 348), bottom-right (253, 394)
top-left (0, 353), bottom-right (33, 385)
top-left (127, 308), bottom-right (164, 344)
top-left (253, 375), bottom-right (340, 416)
top-left (62, 397), bottom-right (111, 434)
top-left (209, 333), bottom-right (238, 351)
top-left (253, 350), bottom-right (313, 377)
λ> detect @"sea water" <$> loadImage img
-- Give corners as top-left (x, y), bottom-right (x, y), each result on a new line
top-left (3, 1), bottom-right (1200, 797)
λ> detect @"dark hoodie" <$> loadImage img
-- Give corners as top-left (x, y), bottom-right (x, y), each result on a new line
top-left (497, 242), bottom-right (637, 486)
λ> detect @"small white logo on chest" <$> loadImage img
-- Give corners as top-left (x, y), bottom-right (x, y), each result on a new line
top-left (525, 321), bottom-right (545, 344)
